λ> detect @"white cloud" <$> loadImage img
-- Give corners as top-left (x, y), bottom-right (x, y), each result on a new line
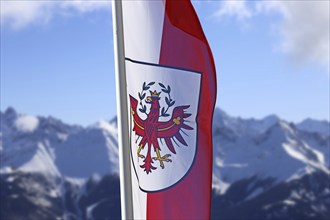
top-left (0, 0), bottom-right (111, 30)
top-left (15, 115), bottom-right (39, 133)
top-left (216, 0), bottom-right (330, 67)
top-left (258, 0), bottom-right (330, 67)
top-left (60, 0), bottom-right (111, 13)
top-left (1, 1), bottom-right (54, 29)
top-left (214, 0), bottom-right (253, 21)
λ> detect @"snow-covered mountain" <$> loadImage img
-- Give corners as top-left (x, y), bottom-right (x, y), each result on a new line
top-left (297, 118), bottom-right (330, 136)
top-left (212, 110), bottom-right (329, 195)
top-left (210, 110), bottom-right (329, 220)
top-left (1, 107), bottom-right (119, 179)
top-left (1, 107), bottom-right (329, 220)
top-left (1, 108), bottom-right (121, 219)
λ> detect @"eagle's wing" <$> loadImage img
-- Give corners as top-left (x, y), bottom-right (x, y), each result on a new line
top-left (157, 105), bottom-right (193, 154)
top-left (129, 95), bottom-right (145, 137)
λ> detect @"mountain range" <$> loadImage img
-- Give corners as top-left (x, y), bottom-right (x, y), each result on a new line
top-left (1, 107), bottom-right (329, 220)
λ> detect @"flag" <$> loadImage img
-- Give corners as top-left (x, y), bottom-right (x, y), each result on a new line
top-left (119, 0), bottom-right (217, 219)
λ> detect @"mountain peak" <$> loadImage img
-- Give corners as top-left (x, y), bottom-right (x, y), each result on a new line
top-left (297, 118), bottom-right (330, 136)
top-left (92, 120), bottom-right (117, 135)
top-left (270, 120), bottom-right (295, 137)
top-left (262, 114), bottom-right (280, 124)
top-left (109, 116), bottom-right (118, 127)
top-left (3, 107), bottom-right (17, 118)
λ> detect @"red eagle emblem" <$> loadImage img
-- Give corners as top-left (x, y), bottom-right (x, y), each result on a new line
top-left (129, 82), bottom-right (193, 174)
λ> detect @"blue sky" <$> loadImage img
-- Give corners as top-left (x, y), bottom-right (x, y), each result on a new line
top-left (1, 0), bottom-right (329, 126)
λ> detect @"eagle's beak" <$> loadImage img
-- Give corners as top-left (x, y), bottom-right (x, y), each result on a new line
top-left (146, 96), bottom-right (152, 103)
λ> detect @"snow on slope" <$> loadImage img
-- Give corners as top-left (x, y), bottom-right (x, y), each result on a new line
top-left (296, 119), bottom-right (330, 167)
top-left (212, 109), bottom-right (330, 196)
top-left (55, 121), bottom-right (118, 178)
top-left (1, 107), bottom-right (329, 198)
top-left (0, 108), bottom-right (119, 180)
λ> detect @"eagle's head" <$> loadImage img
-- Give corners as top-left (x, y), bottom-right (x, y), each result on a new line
top-left (146, 90), bottom-right (161, 104)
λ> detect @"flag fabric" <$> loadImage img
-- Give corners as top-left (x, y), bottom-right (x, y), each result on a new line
top-left (121, 0), bottom-right (217, 219)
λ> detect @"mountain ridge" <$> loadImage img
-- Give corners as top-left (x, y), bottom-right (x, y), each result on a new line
top-left (1, 107), bottom-right (329, 220)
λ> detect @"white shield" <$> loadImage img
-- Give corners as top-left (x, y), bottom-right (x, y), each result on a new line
top-left (126, 59), bottom-right (201, 192)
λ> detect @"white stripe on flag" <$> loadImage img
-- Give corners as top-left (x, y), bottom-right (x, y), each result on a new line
top-left (122, 1), bottom-right (165, 218)
top-left (122, 1), bottom-right (165, 63)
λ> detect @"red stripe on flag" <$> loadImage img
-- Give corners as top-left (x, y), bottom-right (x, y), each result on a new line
top-left (165, 0), bottom-right (207, 43)
top-left (147, 0), bottom-right (217, 219)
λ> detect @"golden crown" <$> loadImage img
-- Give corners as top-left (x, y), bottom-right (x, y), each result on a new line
top-left (150, 90), bottom-right (161, 97)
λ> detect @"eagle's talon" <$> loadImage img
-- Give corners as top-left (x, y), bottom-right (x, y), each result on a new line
top-left (153, 149), bottom-right (172, 169)
top-left (137, 144), bottom-right (145, 159)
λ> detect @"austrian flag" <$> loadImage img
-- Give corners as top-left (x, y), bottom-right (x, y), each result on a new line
top-left (116, 0), bottom-right (217, 219)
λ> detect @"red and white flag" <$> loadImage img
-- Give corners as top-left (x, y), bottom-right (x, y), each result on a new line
top-left (116, 0), bottom-right (217, 219)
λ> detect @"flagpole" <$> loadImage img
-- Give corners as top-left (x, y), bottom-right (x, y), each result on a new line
top-left (112, 0), bottom-right (133, 219)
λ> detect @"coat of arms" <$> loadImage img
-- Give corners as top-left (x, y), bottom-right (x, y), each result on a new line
top-left (129, 82), bottom-right (193, 174)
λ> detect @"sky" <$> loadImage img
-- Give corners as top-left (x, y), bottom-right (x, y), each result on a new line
top-left (1, 0), bottom-right (329, 126)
